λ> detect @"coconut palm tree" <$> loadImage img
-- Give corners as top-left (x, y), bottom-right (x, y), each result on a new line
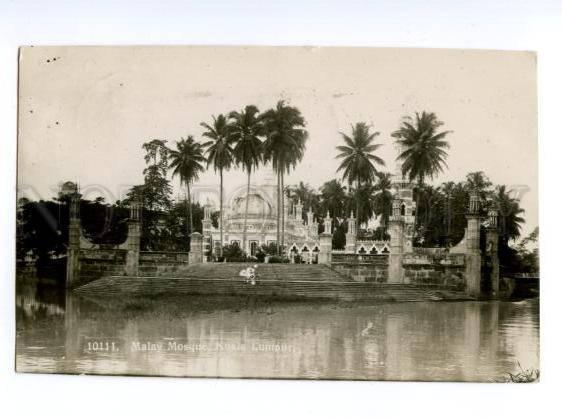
top-left (373, 172), bottom-right (393, 230)
top-left (201, 114), bottom-right (234, 257)
top-left (228, 105), bottom-right (264, 254)
top-left (494, 185), bottom-right (525, 242)
top-left (392, 111), bottom-right (451, 236)
top-left (168, 136), bottom-right (206, 236)
top-left (466, 171), bottom-right (493, 206)
top-left (261, 101), bottom-right (308, 254)
top-left (349, 182), bottom-right (378, 228)
top-left (335, 122), bottom-right (385, 228)
top-left (392, 112), bottom-right (451, 185)
top-left (320, 179), bottom-right (347, 221)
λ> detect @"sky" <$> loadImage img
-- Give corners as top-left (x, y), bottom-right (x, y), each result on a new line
top-left (17, 46), bottom-right (537, 236)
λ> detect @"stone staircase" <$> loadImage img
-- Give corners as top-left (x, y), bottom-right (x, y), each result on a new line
top-left (138, 262), bottom-right (352, 282)
top-left (74, 271), bottom-right (472, 303)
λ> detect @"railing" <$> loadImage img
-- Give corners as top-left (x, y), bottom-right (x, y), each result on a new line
top-left (140, 251), bottom-right (190, 263)
top-left (80, 248), bottom-right (127, 261)
top-left (403, 253), bottom-right (465, 266)
top-left (332, 253), bottom-right (389, 265)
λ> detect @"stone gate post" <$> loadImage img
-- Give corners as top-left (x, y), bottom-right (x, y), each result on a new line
top-left (189, 232), bottom-right (203, 264)
top-left (318, 211), bottom-right (333, 265)
top-left (388, 198), bottom-right (404, 283)
top-left (465, 192), bottom-right (483, 297)
top-left (345, 211), bottom-right (357, 253)
top-left (65, 192), bottom-right (81, 287)
top-left (485, 206), bottom-right (500, 297)
top-left (318, 233), bottom-right (333, 265)
top-left (125, 201), bottom-right (141, 276)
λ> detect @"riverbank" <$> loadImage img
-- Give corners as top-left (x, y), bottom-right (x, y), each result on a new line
top-left (74, 275), bottom-right (474, 303)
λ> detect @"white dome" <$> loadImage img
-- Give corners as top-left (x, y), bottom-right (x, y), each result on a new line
top-left (231, 193), bottom-right (272, 217)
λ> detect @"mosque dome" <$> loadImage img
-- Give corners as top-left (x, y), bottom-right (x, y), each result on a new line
top-left (231, 193), bottom-right (273, 218)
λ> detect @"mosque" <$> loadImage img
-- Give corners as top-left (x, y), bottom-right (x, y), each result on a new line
top-left (200, 153), bottom-right (417, 261)
top-left (202, 168), bottom-right (326, 259)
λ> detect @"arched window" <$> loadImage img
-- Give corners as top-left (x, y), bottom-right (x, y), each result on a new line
top-left (400, 203), bottom-right (406, 216)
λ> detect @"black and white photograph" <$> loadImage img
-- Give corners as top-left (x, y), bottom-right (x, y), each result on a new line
top-left (15, 45), bottom-right (539, 382)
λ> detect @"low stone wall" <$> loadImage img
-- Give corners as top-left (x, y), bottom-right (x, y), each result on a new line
top-left (332, 254), bottom-right (389, 283)
top-left (74, 249), bottom-right (191, 285)
top-left (138, 251), bottom-right (192, 276)
top-left (402, 253), bottom-right (466, 290)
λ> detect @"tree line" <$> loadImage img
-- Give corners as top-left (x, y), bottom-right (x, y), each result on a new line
top-left (17, 104), bottom-right (537, 272)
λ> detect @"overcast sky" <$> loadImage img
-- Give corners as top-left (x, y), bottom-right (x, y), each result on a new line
top-left (17, 46), bottom-right (537, 236)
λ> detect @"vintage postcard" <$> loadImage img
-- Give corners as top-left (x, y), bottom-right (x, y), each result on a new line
top-left (16, 46), bottom-right (538, 381)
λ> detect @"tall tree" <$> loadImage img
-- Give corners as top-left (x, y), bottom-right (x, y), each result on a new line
top-left (349, 182), bottom-right (378, 228)
top-left (228, 105), bottom-right (264, 254)
top-left (494, 185), bottom-right (526, 242)
top-left (140, 139), bottom-right (173, 212)
top-left (319, 179), bottom-right (347, 221)
top-left (335, 122), bottom-right (385, 227)
top-left (373, 172), bottom-right (393, 230)
top-left (438, 181), bottom-right (457, 246)
top-left (201, 114), bottom-right (234, 257)
top-left (168, 136), bottom-right (206, 235)
top-left (286, 181), bottom-right (321, 219)
top-left (261, 101), bottom-right (308, 254)
top-left (392, 112), bottom-right (451, 185)
top-left (392, 111), bottom-right (451, 237)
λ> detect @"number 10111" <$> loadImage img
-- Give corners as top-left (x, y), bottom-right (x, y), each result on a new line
top-left (86, 341), bottom-right (119, 352)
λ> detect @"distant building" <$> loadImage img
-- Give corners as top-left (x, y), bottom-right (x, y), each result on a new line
top-left (203, 169), bottom-right (324, 259)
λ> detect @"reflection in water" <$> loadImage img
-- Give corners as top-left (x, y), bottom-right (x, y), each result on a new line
top-left (16, 282), bottom-right (539, 381)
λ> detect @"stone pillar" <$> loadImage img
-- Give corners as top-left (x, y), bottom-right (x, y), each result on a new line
top-left (318, 232), bottom-right (333, 265)
top-left (65, 192), bottom-right (81, 288)
top-left (388, 199), bottom-right (404, 284)
top-left (345, 211), bottom-right (357, 253)
top-left (324, 211), bottom-right (332, 235)
top-left (125, 201), bottom-right (141, 276)
top-left (486, 206), bottom-right (500, 297)
top-left (465, 192), bottom-right (483, 297)
top-left (202, 200), bottom-right (213, 233)
top-left (189, 232), bottom-right (203, 264)
top-left (295, 199), bottom-right (303, 223)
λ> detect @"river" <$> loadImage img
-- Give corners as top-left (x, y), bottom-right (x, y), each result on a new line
top-left (15, 281), bottom-right (539, 382)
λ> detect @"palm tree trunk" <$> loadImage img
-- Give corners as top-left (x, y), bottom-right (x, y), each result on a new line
top-left (446, 195), bottom-right (451, 247)
top-left (281, 172), bottom-right (285, 254)
top-left (414, 177), bottom-right (423, 244)
top-left (356, 179), bottom-right (361, 229)
top-left (242, 170), bottom-right (250, 255)
top-left (276, 170), bottom-right (281, 255)
top-left (219, 169), bottom-right (224, 258)
top-left (187, 182), bottom-right (193, 235)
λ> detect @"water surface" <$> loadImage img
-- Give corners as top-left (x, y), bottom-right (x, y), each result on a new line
top-left (16, 281), bottom-right (539, 381)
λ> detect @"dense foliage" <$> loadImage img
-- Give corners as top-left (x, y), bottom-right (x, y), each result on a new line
top-left (17, 105), bottom-right (536, 274)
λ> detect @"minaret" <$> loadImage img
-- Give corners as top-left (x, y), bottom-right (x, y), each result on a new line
top-left (324, 211), bottom-right (332, 234)
top-left (307, 207), bottom-right (313, 225)
top-left (295, 199), bottom-right (303, 223)
top-left (345, 211), bottom-right (357, 253)
top-left (202, 199), bottom-right (213, 233)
